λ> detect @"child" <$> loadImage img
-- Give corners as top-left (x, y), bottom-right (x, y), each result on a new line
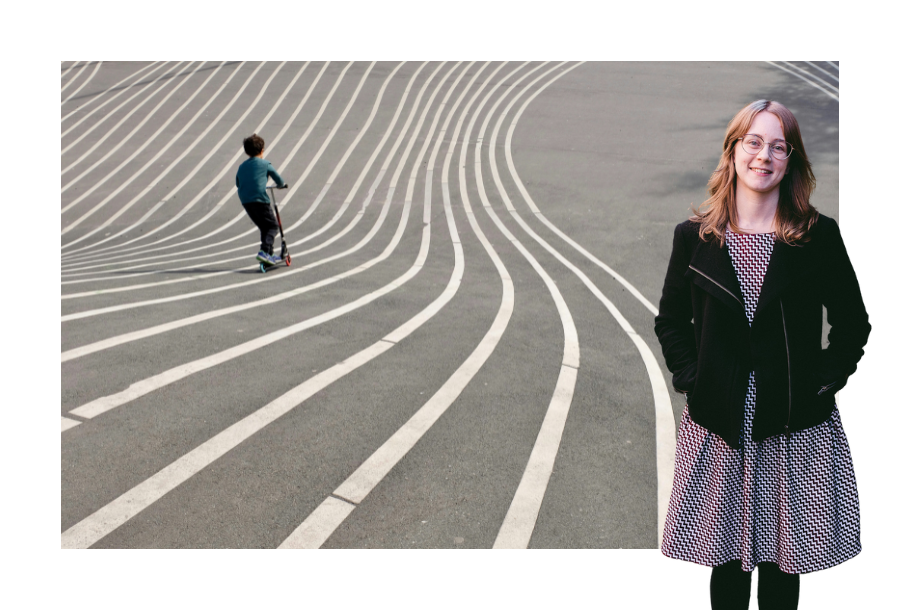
top-left (236, 134), bottom-right (288, 265)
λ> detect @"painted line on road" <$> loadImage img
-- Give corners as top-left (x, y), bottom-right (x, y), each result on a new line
top-left (62, 61), bottom-right (208, 185)
top-left (59, 61), bottom-right (245, 219)
top-left (60, 60), bottom-right (325, 259)
top-left (63, 62), bottom-right (448, 427)
top-left (62, 61), bottom-right (280, 241)
top-left (502, 61), bottom-right (674, 546)
top-left (61, 417), bottom-right (82, 433)
top-left (62, 61), bottom-right (186, 156)
top-left (61, 61), bottom-right (103, 106)
top-left (765, 61), bottom-right (839, 102)
top-left (803, 61), bottom-right (839, 83)
top-left (279, 61), bottom-right (519, 549)
top-left (59, 64), bottom-right (437, 330)
top-left (59, 62), bottom-right (427, 305)
top-left (60, 61), bottom-right (89, 94)
top-left (62, 62), bottom-right (161, 123)
top-left (781, 61), bottom-right (839, 93)
top-left (60, 61), bottom-right (80, 82)
top-left (60, 62), bottom-right (464, 546)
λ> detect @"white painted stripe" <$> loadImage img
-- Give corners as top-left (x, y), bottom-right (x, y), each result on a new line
top-left (95, 61), bottom-right (374, 257)
top-left (62, 61), bottom-right (280, 241)
top-left (60, 61), bottom-right (79, 82)
top-left (279, 61), bottom-right (519, 549)
top-left (61, 60), bottom-right (337, 255)
top-left (61, 63), bottom-right (468, 547)
top-left (62, 62), bottom-right (160, 123)
top-left (59, 62), bottom-right (421, 313)
top-left (502, 61), bottom-right (674, 546)
top-left (59, 62), bottom-right (419, 298)
top-left (61, 340), bottom-right (395, 549)
top-left (62, 61), bottom-right (186, 156)
top-left (803, 61), bottom-right (840, 83)
top-left (60, 61), bottom-right (89, 94)
top-left (62, 61), bottom-right (208, 185)
top-left (58, 61), bottom-right (230, 218)
top-left (61, 417), bottom-right (82, 432)
top-left (825, 61), bottom-right (839, 71)
top-left (62, 62), bottom-right (164, 129)
top-left (61, 61), bottom-right (102, 105)
top-left (60, 60), bottom-right (324, 258)
top-left (462, 61), bottom-right (584, 549)
top-left (765, 61), bottom-right (839, 102)
top-left (279, 497), bottom-right (357, 549)
top-left (64, 61), bottom-right (446, 421)
top-left (59, 61), bottom-right (263, 237)
top-left (59, 64), bottom-right (434, 327)
top-left (781, 61), bottom-right (839, 93)
top-left (501, 69), bottom-right (658, 316)
top-left (66, 62), bottom-right (302, 250)
top-left (494, 365), bottom-right (578, 548)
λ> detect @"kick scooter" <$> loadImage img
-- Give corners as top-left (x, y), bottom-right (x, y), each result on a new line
top-left (259, 184), bottom-right (292, 273)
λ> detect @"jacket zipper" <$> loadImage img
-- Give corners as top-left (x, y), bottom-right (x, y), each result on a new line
top-left (688, 265), bottom-right (742, 305)
top-left (780, 299), bottom-right (791, 433)
top-left (818, 380), bottom-right (839, 395)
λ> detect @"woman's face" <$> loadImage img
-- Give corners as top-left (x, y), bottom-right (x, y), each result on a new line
top-left (732, 111), bottom-right (789, 197)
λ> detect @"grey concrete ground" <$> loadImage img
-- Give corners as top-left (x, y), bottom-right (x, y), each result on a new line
top-left (60, 61), bottom-right (839, 548)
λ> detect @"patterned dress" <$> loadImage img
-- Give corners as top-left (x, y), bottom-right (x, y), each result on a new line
top-left (661, 229), bottom-right (861, 574)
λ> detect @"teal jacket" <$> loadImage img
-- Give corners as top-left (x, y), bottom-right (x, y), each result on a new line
top-left (236, 156), bottom-right (285, 204)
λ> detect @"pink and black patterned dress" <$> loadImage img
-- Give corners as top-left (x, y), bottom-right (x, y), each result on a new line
top-left (661, 228), bottom-right (861, 574)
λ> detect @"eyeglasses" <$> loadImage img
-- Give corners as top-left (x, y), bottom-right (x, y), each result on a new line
top-left (738, 134), bottom-right (793, 160)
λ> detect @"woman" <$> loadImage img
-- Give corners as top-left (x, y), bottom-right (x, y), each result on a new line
top-left (654, 100), bottom-right (870, 609)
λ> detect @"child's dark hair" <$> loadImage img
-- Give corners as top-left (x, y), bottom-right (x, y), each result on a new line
top-left (243, 134), bottom-right (265, 156)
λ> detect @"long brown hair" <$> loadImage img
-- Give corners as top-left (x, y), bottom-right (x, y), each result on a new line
top-left (691, 100), bottom-right (818, 245)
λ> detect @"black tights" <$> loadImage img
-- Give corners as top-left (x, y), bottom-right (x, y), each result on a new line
top-left (710, 560), bottom-right (800, 610)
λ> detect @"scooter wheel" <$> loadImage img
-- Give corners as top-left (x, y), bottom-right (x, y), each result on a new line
top-left (285, 254), bottom-right (292, 266)
top-left (259, 263), bottom-right (267, 273)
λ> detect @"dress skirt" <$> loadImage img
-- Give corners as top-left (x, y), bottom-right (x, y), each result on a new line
top-left (660, 230), bottom-right (861, 574)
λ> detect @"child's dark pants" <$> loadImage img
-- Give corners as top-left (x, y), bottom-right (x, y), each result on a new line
top-left (242, 202), bottom-right (279, 255)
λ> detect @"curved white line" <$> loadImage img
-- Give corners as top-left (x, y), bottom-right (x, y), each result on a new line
top-left (781, 61), bottom-right (839, 93)
top-left (62, 61), bottom-right (185, 156)
top-left (62, 62), bottom-right (444, 366)
top-left (62, 61), bottom-right (209, 186)
top-left (66, 62), bottom-right (301, 249)
top-left (803, 61), bottom-right (839, 83)
top-left (825, 61), bottom-right (839, 71)
top-left (59, 64), bottom-right (405, 285)
top-left (61, 61), bottom-right (102, 105)
top-left (60, 61), bottom-right (324, 258)
top-left (62, 62), bottom-right (161, 123)
top-left (61, 62), bottom-right (407, 295)
top-left (62, 62), bottom-right (164, 130)
top-left (499, 62), bottom-right (674, 546)
top-left (61, 61), bottom-right (463, 549)
top-left (59, 61), bottom-right (264, 238)
top-left (279, 61), bottom-right (519, 549)
top-left (61, 61), bottom-right (409, 282)
top-left (764, 61), bottom-right (839, 102)
top-left (61, 61), bottom-right (89, 94)
top-left (61, 61), bottom-right (79, 82)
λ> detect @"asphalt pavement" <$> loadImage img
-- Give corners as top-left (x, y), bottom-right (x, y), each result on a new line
top-left (60, 61), bottom-right (839, 549)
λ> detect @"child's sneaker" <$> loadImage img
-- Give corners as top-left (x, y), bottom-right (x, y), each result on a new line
top-left (256, 250), bottom-right (274, 265)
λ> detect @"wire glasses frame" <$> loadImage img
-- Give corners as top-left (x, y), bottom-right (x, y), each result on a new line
top-left (738, 134), bottom-right (794, 160)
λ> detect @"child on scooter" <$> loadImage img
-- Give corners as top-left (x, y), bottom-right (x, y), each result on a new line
top-left (236, 134), bottom-right (288, 265)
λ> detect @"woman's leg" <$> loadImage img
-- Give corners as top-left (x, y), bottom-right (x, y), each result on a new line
top-left (710, 560), bottom-right (751, 610)
top-left (757, 562), bottom-right (799, 610)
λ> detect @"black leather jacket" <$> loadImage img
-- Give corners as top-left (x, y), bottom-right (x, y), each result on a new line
top-left (654, 214), bottom-right (870, 448)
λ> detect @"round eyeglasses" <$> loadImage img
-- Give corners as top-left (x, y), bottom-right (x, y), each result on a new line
top-left (738, 135), bottom-right (793, 160)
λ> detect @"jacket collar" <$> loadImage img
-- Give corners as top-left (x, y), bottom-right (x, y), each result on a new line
top-left (688, 233), bottom-right (799, 317)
